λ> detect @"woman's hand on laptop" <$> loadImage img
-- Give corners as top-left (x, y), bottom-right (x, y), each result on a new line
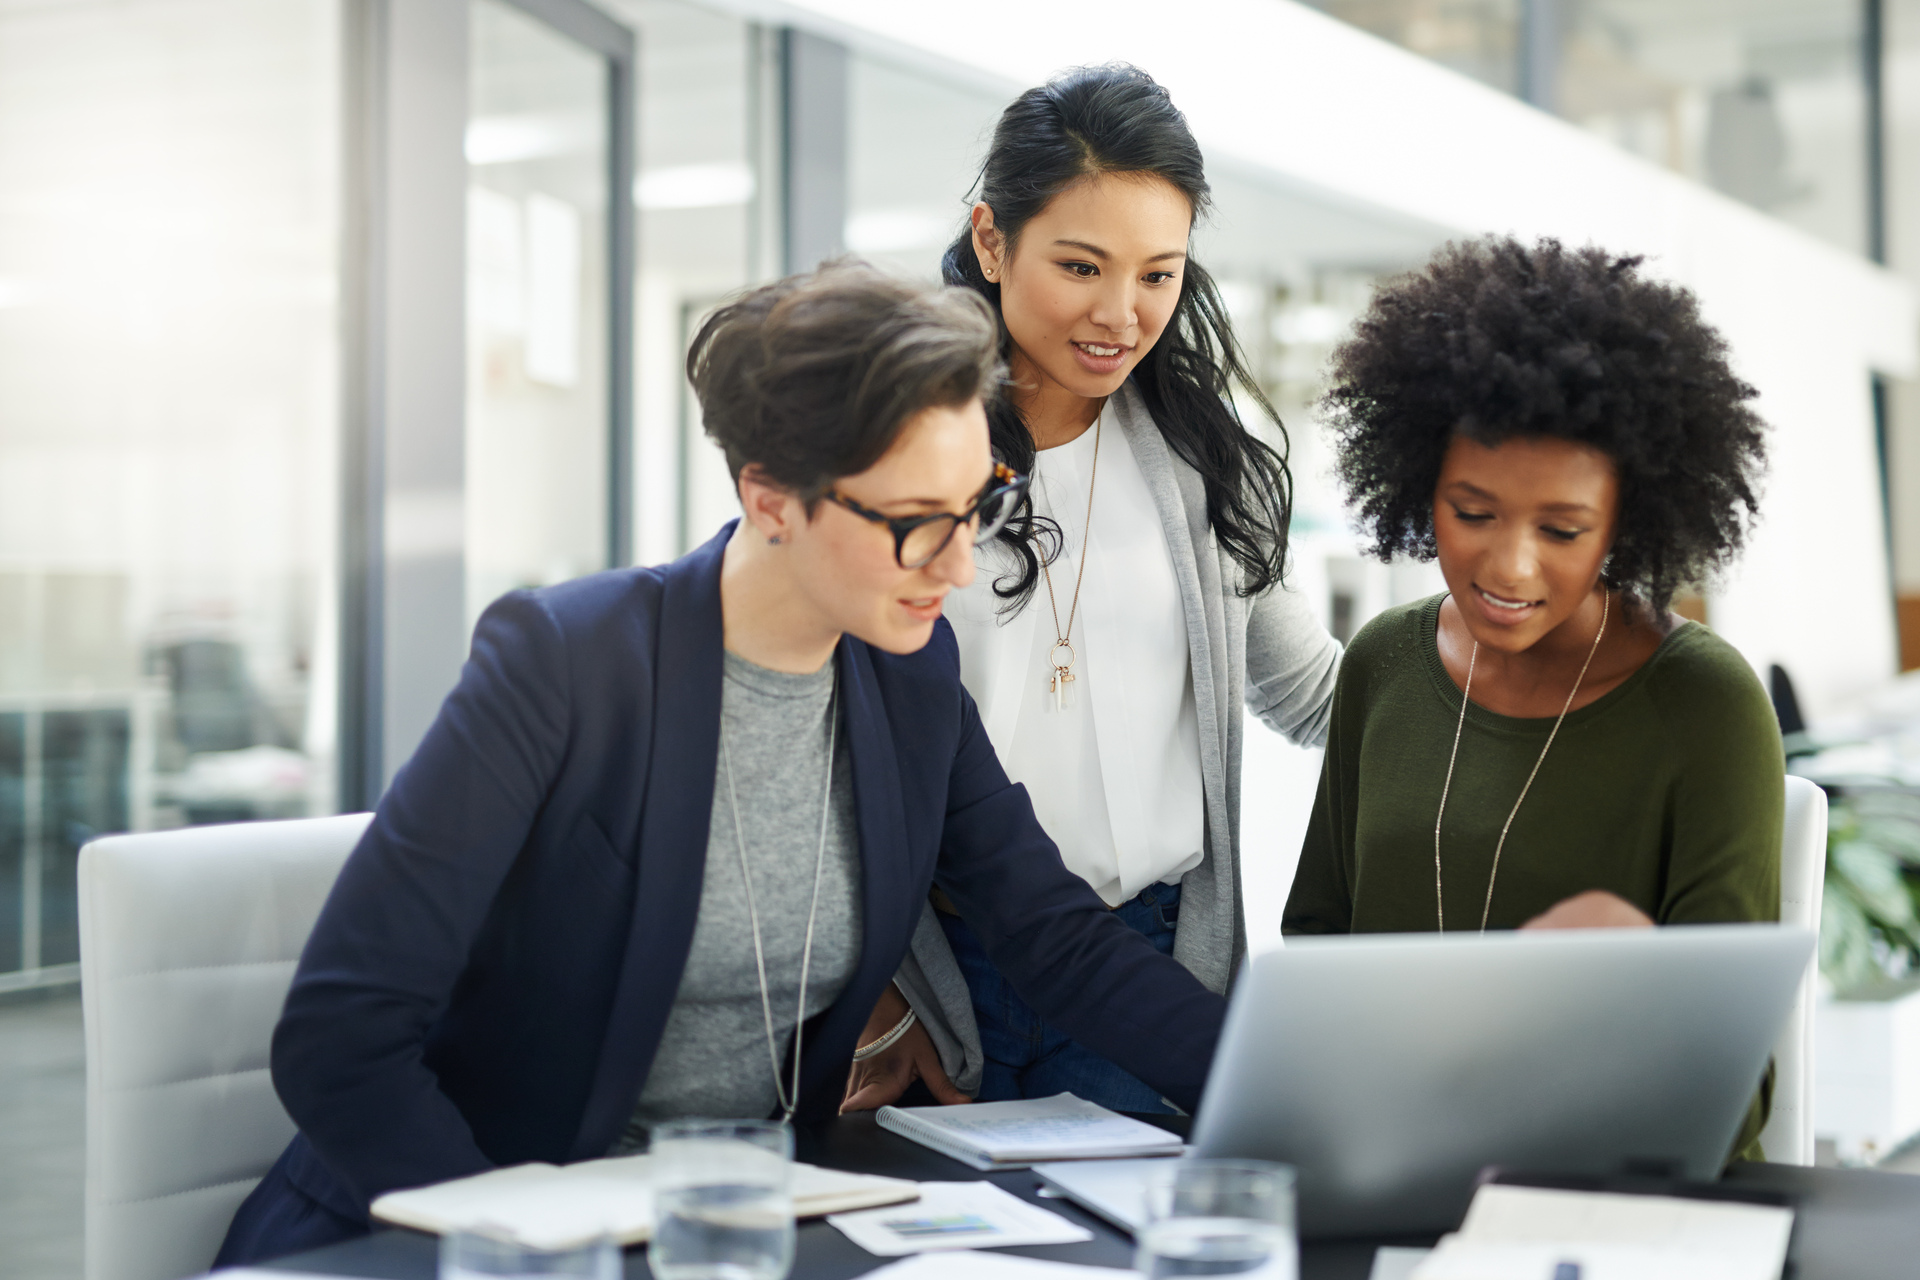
top-left (841, 984), bottom-right (973, 1112)
top-left (1520, 890), bottom-right (1654, 931)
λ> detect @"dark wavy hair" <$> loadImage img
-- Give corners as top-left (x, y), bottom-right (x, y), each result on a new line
top-left (1324, 236), bottom-right (1767, 612)
top-left (940, 63), bottom-right (1291, 605)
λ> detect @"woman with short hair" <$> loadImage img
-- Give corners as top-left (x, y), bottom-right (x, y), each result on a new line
top-left (215, 262), bottom-right (1227, 1266)
top-left (1284, 235), bottom-right (1781, 1159)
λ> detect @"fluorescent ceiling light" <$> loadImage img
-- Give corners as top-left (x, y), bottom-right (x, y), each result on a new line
top-left (634, 163), bottom-right (755, 210)
top-left (845, 209), bottom-right (954, 254)
top-left (1271, 304), bottom-right (1343, 346)
top-left (466, 113), bottom-right (599, 166)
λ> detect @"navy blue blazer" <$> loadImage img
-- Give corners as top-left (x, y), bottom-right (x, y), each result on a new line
top-left (265, 524), bottom-right (1227, 1222)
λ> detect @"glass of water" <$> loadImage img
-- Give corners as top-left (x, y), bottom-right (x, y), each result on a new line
top-left (648, 1119), bottom-right (796, 1280)
top-left (1135, 1158), bottom-right (1298, 1279)
top-left (439, 1229), bottom-right (618, 1280)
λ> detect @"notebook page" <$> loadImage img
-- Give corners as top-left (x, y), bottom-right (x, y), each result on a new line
top-left (370, 1155), bottom-right (916, 1250)
top-left (1411, 1185), bottom-right (1794, 1280)
top-left (371, 1162), bottom-right (645, 1251)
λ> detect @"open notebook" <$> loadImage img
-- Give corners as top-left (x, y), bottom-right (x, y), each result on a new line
top-left (877, 1093), bottom-right (1184, 1171)
top-left (370, 1154), bottom-right (917, 1251)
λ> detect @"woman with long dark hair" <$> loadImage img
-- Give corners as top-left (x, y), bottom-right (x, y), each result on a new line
top-left (843, 65), bottom-right (1340, 1114)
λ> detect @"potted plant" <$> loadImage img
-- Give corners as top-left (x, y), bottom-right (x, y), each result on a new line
top-left (1814, 783), bottom-right (1920, 1164)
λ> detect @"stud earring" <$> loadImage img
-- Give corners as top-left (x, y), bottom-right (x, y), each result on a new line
top-left (768, 535), bottom-right (782, 546)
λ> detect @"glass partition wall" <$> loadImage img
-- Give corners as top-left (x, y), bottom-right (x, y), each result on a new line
top-left (606, 0), bottom-right (766, 563)
top-left (1311, 0), bottom-right (1876, 259)
top-left (0, 0), bottom-right (343, 989)
top-left (465, 0), bottom-right (616, 626)
top-left (1564, 0), bottom-right (1872, 258)
top-left (0, 0), bottom-right (667, 995)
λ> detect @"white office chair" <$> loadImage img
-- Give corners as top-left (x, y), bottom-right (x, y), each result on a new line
top-left (1756, 774), bottom-right (1827, 1166)
top-left (78, 813), bottom-right (371, 1280)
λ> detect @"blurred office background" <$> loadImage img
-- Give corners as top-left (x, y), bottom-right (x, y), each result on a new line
top-left (4, 0), bottom-right (1920, 1273)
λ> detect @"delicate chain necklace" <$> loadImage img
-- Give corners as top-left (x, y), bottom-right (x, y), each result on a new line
top-left (1040, 416), bottom-right (1101, 712)
top-left (720, 677), bottom-right (837, 1123)
top-left (1433, 592), bottom-right (1609, 933)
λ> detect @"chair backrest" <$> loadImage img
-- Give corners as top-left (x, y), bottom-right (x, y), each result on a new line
top-left (1757, 775), bottom-right (1826, 1165)
top-left (79, 813), bottom-right (370, 1280)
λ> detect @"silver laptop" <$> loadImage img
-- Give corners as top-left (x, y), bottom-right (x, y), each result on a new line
top-left (1191, 925), bottom-right (1814, 1237)
top-left (1058, 925), bottom-right (1812, 1240)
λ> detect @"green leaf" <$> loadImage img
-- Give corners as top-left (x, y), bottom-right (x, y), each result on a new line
top-left (1854, 816), bottom-right (1920, 865)
top-left (1837, 791), bottom-right (1920, 863)
top-left (1822, 788), bottom-right (1920, 981)
top-left (1821, 890), bottom-right (1882, 989)
top-left (1831, 841), bottom-right (1920, 926)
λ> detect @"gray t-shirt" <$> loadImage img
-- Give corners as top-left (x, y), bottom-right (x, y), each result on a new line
top-left (613, 650), bottom-right (861, 1151)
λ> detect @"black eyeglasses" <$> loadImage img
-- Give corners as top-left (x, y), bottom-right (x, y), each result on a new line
top-left (825, 462), bottom-right (1031, 569)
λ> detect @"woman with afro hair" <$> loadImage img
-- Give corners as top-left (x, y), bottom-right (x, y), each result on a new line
top-left (1282, 236), bottom-right (1781, 1159)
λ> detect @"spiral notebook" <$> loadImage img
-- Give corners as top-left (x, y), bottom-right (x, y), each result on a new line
top-left (876, 1093), bottom-right (1184, 1171)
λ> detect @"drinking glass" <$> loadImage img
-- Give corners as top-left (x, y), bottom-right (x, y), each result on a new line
top-left (1134, 1158), bottom-right (1298, 1279)
top-left (439, 1229), bottom-right (618, 1280)
top-left (648, 1119), bottom-right (796, 1280)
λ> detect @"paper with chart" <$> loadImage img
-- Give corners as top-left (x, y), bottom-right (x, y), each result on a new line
top-left (859, 1254), bottom-right (1132, 1278)
top-left (826, 1181), bottom-right (1095, 1256)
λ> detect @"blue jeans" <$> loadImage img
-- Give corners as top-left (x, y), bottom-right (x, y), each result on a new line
top-left (940, 881), bottom-right (1181, 1115)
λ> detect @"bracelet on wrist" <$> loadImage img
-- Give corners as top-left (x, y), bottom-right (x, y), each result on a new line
top-left (851, 1008), bottom-right (917, 1061)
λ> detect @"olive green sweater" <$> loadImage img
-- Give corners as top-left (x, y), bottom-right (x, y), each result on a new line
top-left (1283, 595), bottom-right (1784, 1160)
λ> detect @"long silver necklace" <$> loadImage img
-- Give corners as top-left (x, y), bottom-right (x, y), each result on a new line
top-left (719, 678), bottom-right (837, 1123)
top-left (1040, 416), bottom-right (1101, 712)
top-left (1433, 592), bottom-right (1609, 933)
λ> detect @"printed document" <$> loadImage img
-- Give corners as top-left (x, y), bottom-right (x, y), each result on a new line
top-left (827, 1181), bottom-right (1095, 1256)
top-left (860, 1255), bottom-right (1129, 1278)
top-left (1410, 1184), bottom-right (1794, 1280)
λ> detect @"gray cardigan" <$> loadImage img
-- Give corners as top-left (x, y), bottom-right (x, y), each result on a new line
top-left (895, 382), bottom-right (1342, 1093)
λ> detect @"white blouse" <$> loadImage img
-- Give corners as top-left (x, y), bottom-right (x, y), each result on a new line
top-left (942, 404), bottom-right (1205, 907)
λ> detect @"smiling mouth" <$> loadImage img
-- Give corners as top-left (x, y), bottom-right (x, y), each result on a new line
top-left (1073, 341), bottom-right (1128, 358)
top-left (1475, 585), bottom-right (1543, 612)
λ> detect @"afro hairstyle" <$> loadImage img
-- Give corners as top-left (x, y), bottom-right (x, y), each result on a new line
top-left (1323, 236), bottom-right (1767, 613)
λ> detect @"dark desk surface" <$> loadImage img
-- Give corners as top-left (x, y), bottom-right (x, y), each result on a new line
top-left (264, 1115), bottom-right (1920, 1280)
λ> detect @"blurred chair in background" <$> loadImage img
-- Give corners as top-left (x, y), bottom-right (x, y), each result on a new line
top-left (149, 638), bottom-right (311, 826)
